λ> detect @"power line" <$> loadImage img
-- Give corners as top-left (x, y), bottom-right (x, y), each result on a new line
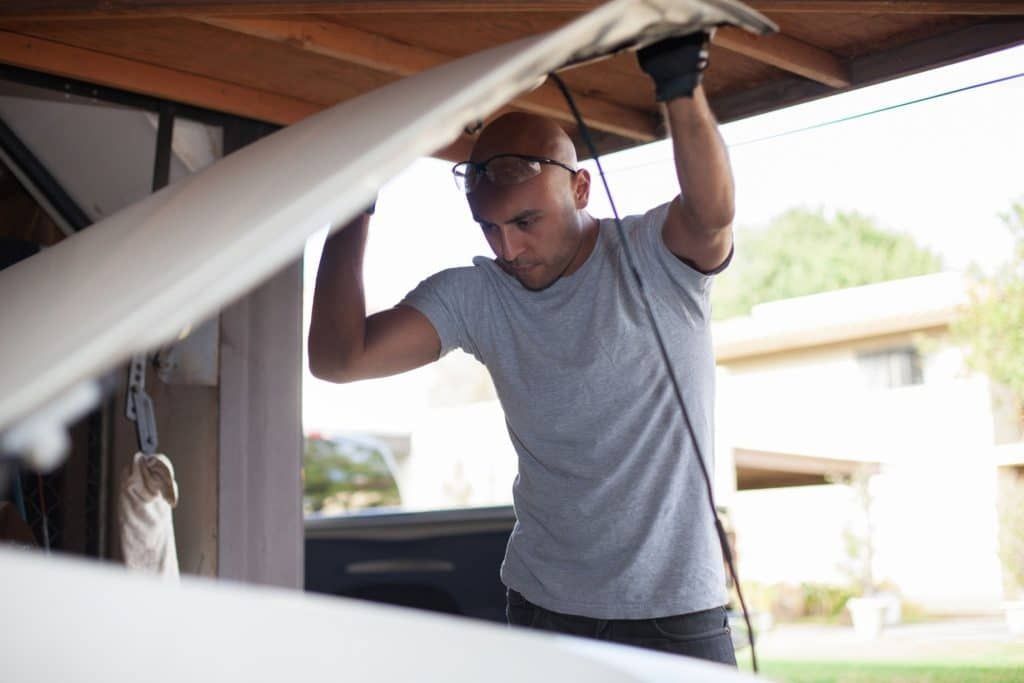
top-left (599, 71), bottom-right (1024, 177)
top-left (729, 71), bottom-right (1024, 148)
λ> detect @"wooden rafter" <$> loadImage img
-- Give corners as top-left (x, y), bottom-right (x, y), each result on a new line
top-left (198, 16), bottom-right (658, 142)
top-left (0, 30), bottom-right (320, 123)
top-left (712, 19), bottom-right (1024, 122)
top-left (0, 30), bottom-right (480, 158)
top-left (2, 1), bottom-right (1024, 19)
top-left (713, 25), bottom-right (850, 88)
top-left (752, 1), bottom-right (1024, 13)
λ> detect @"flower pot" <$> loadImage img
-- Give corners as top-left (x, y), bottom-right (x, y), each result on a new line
top-left (875, 592), bottom-right (902, 625)
top-left (1005, 600), bottom-right (1024, 636)
top-left (847, 596), bottom-right (888, 640)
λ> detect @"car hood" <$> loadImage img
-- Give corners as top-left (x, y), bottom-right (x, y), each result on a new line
top-left (2, 547), bottom-right (761, 682)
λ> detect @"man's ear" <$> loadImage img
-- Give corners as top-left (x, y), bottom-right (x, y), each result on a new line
top-left (573, 168), bottom-right (591, 209)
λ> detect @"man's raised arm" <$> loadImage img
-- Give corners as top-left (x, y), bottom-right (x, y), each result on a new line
top-left (638, 33), bottom-right (735, 274)
top-left (308, 213), bottom-right (442, 383)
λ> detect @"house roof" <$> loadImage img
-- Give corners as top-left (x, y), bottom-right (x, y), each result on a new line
top-left (713, 271), bottom-right (969, 361)
top-left (0, 1), bottom-right (1021, 159)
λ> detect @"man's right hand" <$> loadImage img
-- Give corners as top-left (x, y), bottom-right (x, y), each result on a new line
top-left (637, 31), bottom-right (711, 102)
top-left (308, 213), bottom-right (442, 383)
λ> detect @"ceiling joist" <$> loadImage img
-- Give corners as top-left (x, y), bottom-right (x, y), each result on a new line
top-left (0, 30), bottom-right (321, 124)
top-left (0, 29), bottom-right (528, 160)
top-left (713, 25), bottom-right (850, 88)
top-left (2, 1), bottom-right (1024, 19)
top-left (198, 16), bottom-right (658, 142)
top-left (712, 19), bottom-right (1024, 122)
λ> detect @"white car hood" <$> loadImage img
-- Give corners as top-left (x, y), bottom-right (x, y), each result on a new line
top-left (2, 547), bottom-right (761, 682)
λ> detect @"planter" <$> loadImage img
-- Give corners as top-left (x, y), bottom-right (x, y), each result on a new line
top-left (847, 596), bottom-right (888, 640)
top-left (875, 592), bottom-right (902, 625)
top-left (1005, 600), bottom-right (1024, 636)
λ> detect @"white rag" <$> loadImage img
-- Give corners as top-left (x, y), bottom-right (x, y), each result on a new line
top-left (118, 451), bottom-right (180, 579)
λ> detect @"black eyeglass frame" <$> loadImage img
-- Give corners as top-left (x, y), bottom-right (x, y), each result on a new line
top-left (452, 153), bottom-right (578, 194)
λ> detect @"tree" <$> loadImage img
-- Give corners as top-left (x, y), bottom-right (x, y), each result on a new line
top-left (951, 201), bottom-right (1024, 406)
top-left (951, 200), bottom-right (1024, 601)
top-left (303, 435), bottom-right (400, 514)
top-left (712, 208), bottom-right (944, 320)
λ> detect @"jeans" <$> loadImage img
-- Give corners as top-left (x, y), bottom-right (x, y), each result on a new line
top-left (506, 589), bottom-right (737, 667)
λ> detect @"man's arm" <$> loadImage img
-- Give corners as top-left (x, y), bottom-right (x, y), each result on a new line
top-left (661, 86), bottom-right (734, 273)
top-left (638, 33), bottom-right (735, 274)
top-left (308, 214), bottom-right (442, 383)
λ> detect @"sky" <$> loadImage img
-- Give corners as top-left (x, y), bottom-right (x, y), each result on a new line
top-left (302, 44), bottom-right (1024, 435)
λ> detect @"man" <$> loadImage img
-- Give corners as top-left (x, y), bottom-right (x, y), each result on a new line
top-left (309, 33), bottom-right (736, 665)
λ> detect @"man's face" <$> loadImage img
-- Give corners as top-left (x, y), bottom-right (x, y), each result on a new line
top-left (468, 163), bottom-right (588, 291)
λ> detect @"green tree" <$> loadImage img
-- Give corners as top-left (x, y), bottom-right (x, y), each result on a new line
top-left (303, 435), bottom-right (400, 514)
top-left (951, 200), bottom-right (1024, 599)
top-left (951, 201), bottom-right (1024, 404)
top-left (712, 208), bottom-right (944, 320)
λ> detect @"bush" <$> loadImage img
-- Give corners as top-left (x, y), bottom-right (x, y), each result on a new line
top-left (802, 582), bottom-right (856, 619)
top-left (741, 581), bottom-right (858, 623)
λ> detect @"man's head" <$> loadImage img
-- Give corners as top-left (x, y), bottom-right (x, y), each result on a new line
top-left (460, 112), bottom-right (592, 291)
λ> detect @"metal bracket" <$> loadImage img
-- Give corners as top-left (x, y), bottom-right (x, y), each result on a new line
top-left (126, 354), bottom-right (158, 455)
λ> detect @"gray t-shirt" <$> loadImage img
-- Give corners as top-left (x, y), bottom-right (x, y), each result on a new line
top-left (400, 201), bottom-right (728, 619)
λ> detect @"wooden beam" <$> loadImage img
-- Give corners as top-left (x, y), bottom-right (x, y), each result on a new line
top-left (0, 30), bottom-right (320, 124)
top-left (0, 2), bottom-right (595, 20)
top-left (0, 30), bottom-right (520, 159)
top-left (751, 1), bottom-right (1024, 14)
top-left (199, 16), bottom-right (445, 76)
top-left (3, 1), bottom-right (1024, 20)
top-left (199, 16), bottom-right (657, 142)
top-left (712, 20), bottom-right (1024, 123)
top-left (713, 25), bottom-right (850, 88)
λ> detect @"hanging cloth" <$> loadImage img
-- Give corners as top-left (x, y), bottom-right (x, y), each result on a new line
top-left (118, 451), bottom-right (179, 579)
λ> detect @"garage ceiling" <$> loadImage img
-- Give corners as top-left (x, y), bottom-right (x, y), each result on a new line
top-left (0, 1), bottom-right (1021, 158)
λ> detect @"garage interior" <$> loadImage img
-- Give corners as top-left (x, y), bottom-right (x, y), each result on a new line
top-left (0, 1), bottom-right (1021, 591)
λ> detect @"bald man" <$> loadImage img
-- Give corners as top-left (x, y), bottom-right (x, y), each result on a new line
top-left (310, 33), bottom-right (737, 665)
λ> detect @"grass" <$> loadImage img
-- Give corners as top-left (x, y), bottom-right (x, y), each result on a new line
top-left (744, 660), bottom-right (1023, 683)
top-left (737, 643), bottom-right (1024, 683)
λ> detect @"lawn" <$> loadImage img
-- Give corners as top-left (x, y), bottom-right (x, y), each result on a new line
top-left (743, 660), bottom-right (1023, 683)
top-left (737, 641), bottom-right (1024, 683)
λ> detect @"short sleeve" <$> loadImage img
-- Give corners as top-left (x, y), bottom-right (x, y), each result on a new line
top-left (624, 201), bottom-right (733, 326)
top-left (398, 267), bottom-right (481, 360)
top-left (632, 201), bottom-right (733, 292)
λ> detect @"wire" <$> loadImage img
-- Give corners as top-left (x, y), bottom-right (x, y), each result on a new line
top-left (730, 71), bottom-right (1024, 149)
top-left (548, 73), bottom-right (758, 673)
top-left (37, 472), bottom-right (50, 553)
top-left (601, 70), bottom-right (1024, 177)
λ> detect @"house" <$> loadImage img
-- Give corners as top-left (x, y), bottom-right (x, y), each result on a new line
top-left (715, 271), bottom-right (1021, 613)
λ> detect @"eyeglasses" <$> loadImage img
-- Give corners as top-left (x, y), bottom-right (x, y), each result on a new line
top-left (452, 154), bottom-right (577, 194)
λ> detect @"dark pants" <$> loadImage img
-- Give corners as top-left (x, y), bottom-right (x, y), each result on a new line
top-left (506, 589), bottom-right (737, 667)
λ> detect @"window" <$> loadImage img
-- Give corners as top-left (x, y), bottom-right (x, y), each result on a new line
top-left (857, 346), bottom-right (923, 389)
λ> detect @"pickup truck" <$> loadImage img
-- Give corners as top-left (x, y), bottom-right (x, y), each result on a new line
top-left (306, 505), bottom-right (515, 624)
top-left (305, 502), bottom-right (752, 652)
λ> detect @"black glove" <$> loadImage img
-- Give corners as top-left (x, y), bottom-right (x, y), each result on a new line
top-left (637, 31), bottom-right (710, 102)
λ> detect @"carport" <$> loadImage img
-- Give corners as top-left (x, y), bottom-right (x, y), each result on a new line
top-left (0, 0), bottom-right (1021, 591)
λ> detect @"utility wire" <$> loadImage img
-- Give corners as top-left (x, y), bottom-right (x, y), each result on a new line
top-left (601, 71), bottom-right (1024, 177)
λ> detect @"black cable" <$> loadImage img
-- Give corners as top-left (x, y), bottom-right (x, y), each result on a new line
top-left (549, 72), bottom-right (759, 673)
